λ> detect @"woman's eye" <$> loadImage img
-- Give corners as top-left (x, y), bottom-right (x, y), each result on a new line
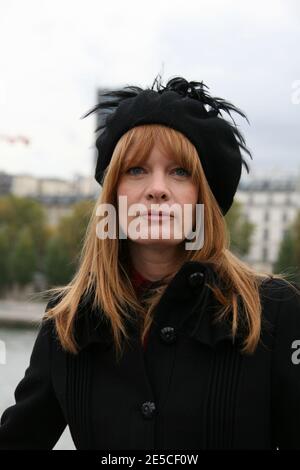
top-left (127, 166), bottom-right (144, 175)
top-left (173, 167), bottom-right (190, 177)
top-left (126, 166), bottom-right (189, 176)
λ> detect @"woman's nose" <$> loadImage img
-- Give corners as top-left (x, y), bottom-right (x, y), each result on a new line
top-left (145, 174), bottom-right (170, 201)
top-left (147, 190), bottom-right (168, 201)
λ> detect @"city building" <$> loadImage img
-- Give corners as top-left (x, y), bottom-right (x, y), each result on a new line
top-left (236, 172), bottom-right (300, 272)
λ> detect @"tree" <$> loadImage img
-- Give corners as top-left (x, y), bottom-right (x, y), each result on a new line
top-left (0, 195), bottom-right (48, 291)
top-left (9, 227), bottom-right (37, 285)
top-left (274, 213), bottom-right (300, 284)
top-left (0, 227), bottom-right (10, 292)
top-left (293, 211), bottom-right (300, 268)
top-left (225, 200), bottom-right (255, 257)
top-left (44, 235), bottom-right (75, 285)
top-left (56, 199), bottom-right (94, 264)
top-left (44, 200), bottom-right (94, 286)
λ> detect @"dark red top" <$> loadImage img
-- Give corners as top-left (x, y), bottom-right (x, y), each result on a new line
top-left (129, 265), bottom-right (153, 350)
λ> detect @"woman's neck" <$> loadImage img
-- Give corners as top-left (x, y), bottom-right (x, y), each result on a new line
top-left (128, 243), bottom-right (185, 282)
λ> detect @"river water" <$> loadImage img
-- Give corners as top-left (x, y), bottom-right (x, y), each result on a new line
top-left (0, 326), bottom-right (75, 450)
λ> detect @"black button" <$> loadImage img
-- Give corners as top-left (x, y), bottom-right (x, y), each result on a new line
top-left (141, 401), bottom-right (156, 419)
top-left (188, 271), bottom-right (205, 287)
top-left (160, 326), bottom-right (177, 344)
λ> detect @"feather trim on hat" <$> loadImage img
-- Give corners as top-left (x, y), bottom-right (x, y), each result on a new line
top-left (81, 74), bottom-right (252, 174)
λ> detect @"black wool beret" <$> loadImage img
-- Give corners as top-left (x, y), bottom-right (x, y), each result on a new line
top-left (82, 75), bottom-right (252, 215)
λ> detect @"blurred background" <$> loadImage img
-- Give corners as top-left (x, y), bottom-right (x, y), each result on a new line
top-left (0, 0), bottom-right (299, 450)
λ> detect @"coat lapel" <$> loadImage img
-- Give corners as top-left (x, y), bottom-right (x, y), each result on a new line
top-left (74, 261), bottom-right (244, 352)
top-left (151, 261), bottom-right (242, 349)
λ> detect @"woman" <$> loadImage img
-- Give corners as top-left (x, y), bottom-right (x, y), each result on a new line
top-left (0, 76), bottom-right (299, 450)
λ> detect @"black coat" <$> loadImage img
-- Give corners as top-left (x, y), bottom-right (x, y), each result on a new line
top-left (1, 261), bottom-right (300, 450)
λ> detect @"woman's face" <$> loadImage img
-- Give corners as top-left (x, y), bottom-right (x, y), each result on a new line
top-left (116, 144), bottom-right (199, 248)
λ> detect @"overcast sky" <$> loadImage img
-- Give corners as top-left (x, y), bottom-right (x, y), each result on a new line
top-left (0, 0), bottom-right (299, 183)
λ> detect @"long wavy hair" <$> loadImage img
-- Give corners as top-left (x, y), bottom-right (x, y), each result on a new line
top-left (42, 124), bottom-right (297, 361)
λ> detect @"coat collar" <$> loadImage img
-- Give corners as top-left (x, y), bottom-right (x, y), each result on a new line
top-left (74, 261), bottom-right (244, 352)
top-left (148, 260), bottom-right (243, 349)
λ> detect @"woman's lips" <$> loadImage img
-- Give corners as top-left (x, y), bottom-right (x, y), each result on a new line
top-left (140, 213), bottom-right (174, 222)
top-left (148, 214), bottom-right (170, 218)
top-left (133, 209), bottom-right (176, 222)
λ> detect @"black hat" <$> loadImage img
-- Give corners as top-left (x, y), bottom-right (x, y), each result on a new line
top-left (82, 75), bottom-right (252, 215)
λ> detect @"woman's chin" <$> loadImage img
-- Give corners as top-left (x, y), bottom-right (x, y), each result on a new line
top-left (127, 236), bottom-right (185, 247)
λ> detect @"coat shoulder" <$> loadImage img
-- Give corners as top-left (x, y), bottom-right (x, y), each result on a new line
top-left (259, 276), bottom-right (300, 333)
top-left (259, 277), bottom-right (300, 302)
top-left (259, 276), bottom-right (300, 305)
top-left (266, 278), bottom-right (300, 449)
top-left (40, 293), bottom-right (67, 352)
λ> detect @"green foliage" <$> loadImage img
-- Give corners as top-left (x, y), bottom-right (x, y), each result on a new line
top-left (0, 196), bottom-right (95, 293)
top-left (225, 200), bottom-right (254, 256)
top-left (0, 195), bottom-right (48, 258)
top-left (44, 200), bottom-right (94, 286)
top-left (0, 226), bottom-right (10, 291)
top-left (0, 195), bottom-right (48, 292)
top-left (44, 235), bottom-right (75, 285)
top-left (274, 212), bottom-right (300, 284)
top-left (9, 227), bottom-right (37, 285)
top-left (56, 200), bottom-right (94, 263)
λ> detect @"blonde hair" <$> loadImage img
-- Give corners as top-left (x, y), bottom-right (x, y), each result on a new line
top-left (42, 124), bottom-right (298, 361)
